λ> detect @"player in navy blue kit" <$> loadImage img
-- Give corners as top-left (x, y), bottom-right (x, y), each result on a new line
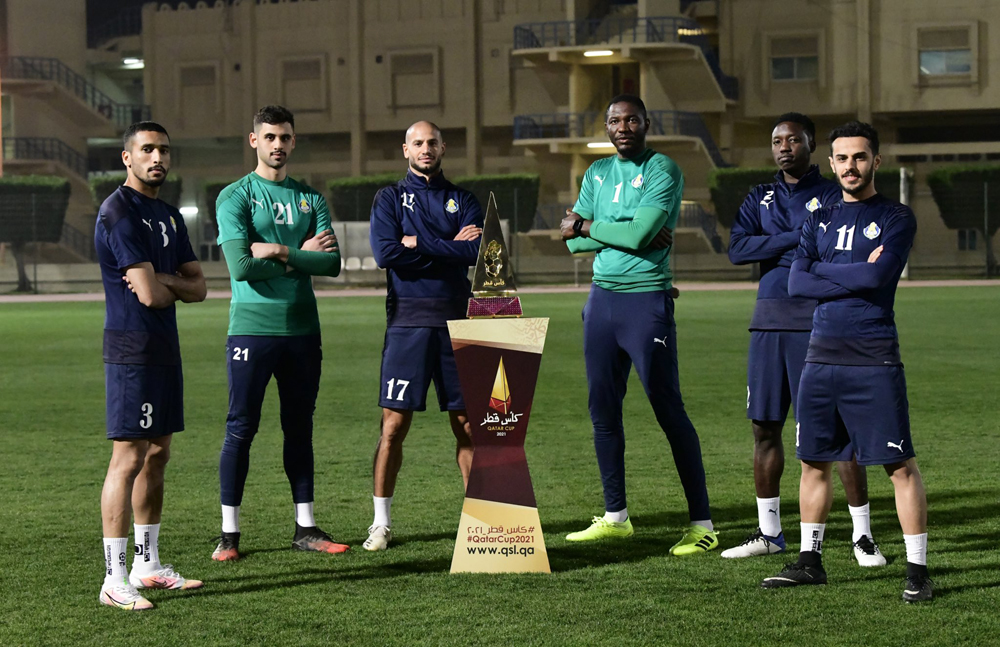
top-left (724, 114), bottom-right (882, 566)
top-left (364, 121), bottom-right (483, 551)
top-left (761, 122), bottom-right (931, 602)
top-left (95, 122), bottom-right (207, 611)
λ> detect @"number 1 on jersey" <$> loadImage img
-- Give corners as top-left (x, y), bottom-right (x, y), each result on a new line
top-left (612, 182), bottom-right (623, 203)
top-left (835, 225), bottom-right (855, 251)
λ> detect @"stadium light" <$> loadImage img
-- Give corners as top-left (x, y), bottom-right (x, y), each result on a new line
top-left (122, 57), bottom-right (145, 69)
top-left (587, 142), bottom-right (615, 149)
top-left (179, 206), bottom-right (199, 217)
top-left (583, 50), bottom-right (614, 57)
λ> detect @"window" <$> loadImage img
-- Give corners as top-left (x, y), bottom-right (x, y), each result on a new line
top-left (389, 49), bottom-right (439, 108)
top-left (178, 63), bottom-right (220, 121)
top-left (282, 57), bottom-right (326, 112)
top-left (958, 229), bottom-right (978, 251)
top-left (916, 24), bottom-right (978, 85)
top-left (770, 36), bottom-right (818, 81)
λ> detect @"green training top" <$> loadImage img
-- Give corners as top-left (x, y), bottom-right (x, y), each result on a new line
top-left (216, 172), bottom-right (341, 336)
top-left (567, 148), bottom-right (683, 292)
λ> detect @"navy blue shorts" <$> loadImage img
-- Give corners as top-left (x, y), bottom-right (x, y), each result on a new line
top-left (226, 335), bottom-right (322, 441)
top-left (796, 363), bottom-right (915, 466)
top-left (746, 330), bottom-right (811, 424)
top-left (379, 327), bottom-right (464, 412)
top-left (105, 363), bottom-right (184, 440)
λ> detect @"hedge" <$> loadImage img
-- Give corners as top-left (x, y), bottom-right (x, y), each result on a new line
top-left (0, 175), bottom-right (71, 291)
top-left (709, 166), bottom-right (903, 229)
top-left (90, 173), bottom-right (182, 210)
top-left (926, 165), bottom-right (1000, 237)
top-left (0, 175), bottom-right (71, 244)
top-left (326, 173), bottom-right (541, 233)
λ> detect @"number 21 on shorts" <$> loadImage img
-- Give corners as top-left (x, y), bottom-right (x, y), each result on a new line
top-left (385, 378), bottom-right (410, 401)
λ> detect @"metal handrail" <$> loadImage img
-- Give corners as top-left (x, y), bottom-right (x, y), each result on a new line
top-left (3, 138), bottom-right (89, 178)
top-left (512, 16), bottom-right (738, 100)
top-left (2, 57), bottom-right (151, 129)
top-left (61, 222), bottom-right (98, 262)
top-left (513, 109), bottom-right (729, 167)
top-left (679, 202), bottom-right (725, 252)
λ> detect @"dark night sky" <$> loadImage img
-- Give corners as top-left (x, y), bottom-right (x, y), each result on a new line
top-left (87, 0), bottom-right (153, 29)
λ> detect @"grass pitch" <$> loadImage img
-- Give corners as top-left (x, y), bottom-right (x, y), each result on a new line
top-left (0, 287), bottom-right (998, 646)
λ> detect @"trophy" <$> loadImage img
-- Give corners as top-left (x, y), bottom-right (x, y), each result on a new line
top-left (447, 192), bottom-right (550, 573)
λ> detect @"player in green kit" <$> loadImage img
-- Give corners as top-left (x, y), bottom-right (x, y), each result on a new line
top-left (212, 105), bottom-right (345, 561)
top-left (560, 95), bottom-right (716, 554)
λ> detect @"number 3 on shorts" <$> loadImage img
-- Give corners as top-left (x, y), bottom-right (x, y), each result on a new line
top-left (385, 378), bottom-right (410, 401)
top-left (139, 402), bottom-right (153, 429)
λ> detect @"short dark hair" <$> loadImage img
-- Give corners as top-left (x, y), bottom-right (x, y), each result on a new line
top-left (606, 94), bottom-right (647, 121)
top-left (829, 120), bottom-right (880, 156)
top-left (123, 121), bottom-right (169, 149)
top-left (772, 112), bottom-right (816, 142)
top-left (253, 105), bottom-right (295, 131)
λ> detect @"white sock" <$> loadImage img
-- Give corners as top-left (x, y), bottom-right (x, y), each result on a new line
top-left (132, 523), bottom-right (161, 574)
top-left (904, 533), bottom-right (928, 565)
top-left (222, 505), bottom-right (240, 533)
top-left (757, 496), bottom-right (782, 537)
top-left (604, 508), bottom-right (628, 523)
top-left (373, 496), bottom-right (393, 527)
top-left (800, 522), bottom-right (826, 554)
top-left (103, 537), bottom-right (128, 586)
top-left (848, 503), bottom-right (872, 542)
top-left (295, 502), bottom-right (316, 528)
top-left (692, 519), bottom-right (714, 532)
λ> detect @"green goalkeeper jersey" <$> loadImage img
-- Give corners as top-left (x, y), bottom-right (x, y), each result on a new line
top-left (216, 172), bottom-right (339, 336)
top-left (568, 148), bottom-right (683, 292)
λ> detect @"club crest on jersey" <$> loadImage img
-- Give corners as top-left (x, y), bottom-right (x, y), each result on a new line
top-left (806, 197), bottom-right (821, 212)
top-left (631, 174), bottom-right (643, 189)
top-left (401, 192), bottom-right (415, 212)
top-left (445, 198), bottom-right (459, 213)
top-left (298, 196), bottom-right (311, 214)
top-left (760, 190), bottom-right (775, 210)
top-left (863, 222), bottom-right (881, 239)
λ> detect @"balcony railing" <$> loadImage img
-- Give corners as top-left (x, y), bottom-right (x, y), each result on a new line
top-left (513, 109), bottom-right (729, 167)
top-left (513, 16), bottom-right (738, 100)
top-left (3, 138), bottom-right (89, 178)
top-left (2, 57), bottom-right (151, 129)
top-left (61, 222), bottom-right (98, 262)
top-left (678, 202), bottom-right (725, 252)
top-left (647, 110), bottom-right (728, 167)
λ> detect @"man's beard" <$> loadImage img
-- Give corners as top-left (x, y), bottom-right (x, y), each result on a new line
top-left (839, 166), bottom-right (875, 195)
top-left (137, 169), bottom-right (167, 188)
top-left (410, 157), bottom-right (441, 176)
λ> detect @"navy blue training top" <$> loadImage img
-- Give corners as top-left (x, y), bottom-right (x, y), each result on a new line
top-left (789, 193), bottom-right (916, 366)
top-left (95, 185), bottom-right (197, 365)
top-left (369, 170), bottom-right (483, 327)
top-left (729, 165), bottom-right (843, 330)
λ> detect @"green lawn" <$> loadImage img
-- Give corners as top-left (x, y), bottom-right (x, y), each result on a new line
top-left (1, 287), bottom-right (998, 646)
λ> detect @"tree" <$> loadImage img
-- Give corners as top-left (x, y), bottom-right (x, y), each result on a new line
top-left (0, 176), bottom-right (71, 292)
top-left (927, 165), bottom-right (1000, 276)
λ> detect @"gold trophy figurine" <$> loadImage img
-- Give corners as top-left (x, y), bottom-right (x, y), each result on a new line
top-left (467, 192), bottom-right (522, 318)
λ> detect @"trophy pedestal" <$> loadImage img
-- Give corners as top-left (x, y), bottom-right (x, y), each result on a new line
top-left (467, 296), bottom-right (522, 318)
top-left (447, 317), bottom-right (550, 573)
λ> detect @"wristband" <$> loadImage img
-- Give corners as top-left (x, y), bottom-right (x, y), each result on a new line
top-left (572, 218), bottom-right (585, 237)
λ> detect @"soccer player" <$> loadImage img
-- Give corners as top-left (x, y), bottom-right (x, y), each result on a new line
top-left (761, 121), bottom-right (931, 602)
top-left (363, 121), bottom-right (483, 551)
top-left (559, 95), bottom-right (716, 554)
top-left (724, 113), bottom-right (883, 566)
top-left (212, 105), bottom-right (344, 561)
top-left (95, 121), bottom-right (207, 610)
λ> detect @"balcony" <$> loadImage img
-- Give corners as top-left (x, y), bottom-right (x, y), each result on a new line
top-left (1, 57), bottom-right (150, 132)
top-left (3, 138), bottom-right (89, 180)
top-left (512, 16), bottom-right (737, 108)
top-left (513, 109), bottom-right (727, 199)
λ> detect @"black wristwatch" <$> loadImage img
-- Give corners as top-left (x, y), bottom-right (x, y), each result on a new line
top-left (572, 218), bottom-right (585, 237)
